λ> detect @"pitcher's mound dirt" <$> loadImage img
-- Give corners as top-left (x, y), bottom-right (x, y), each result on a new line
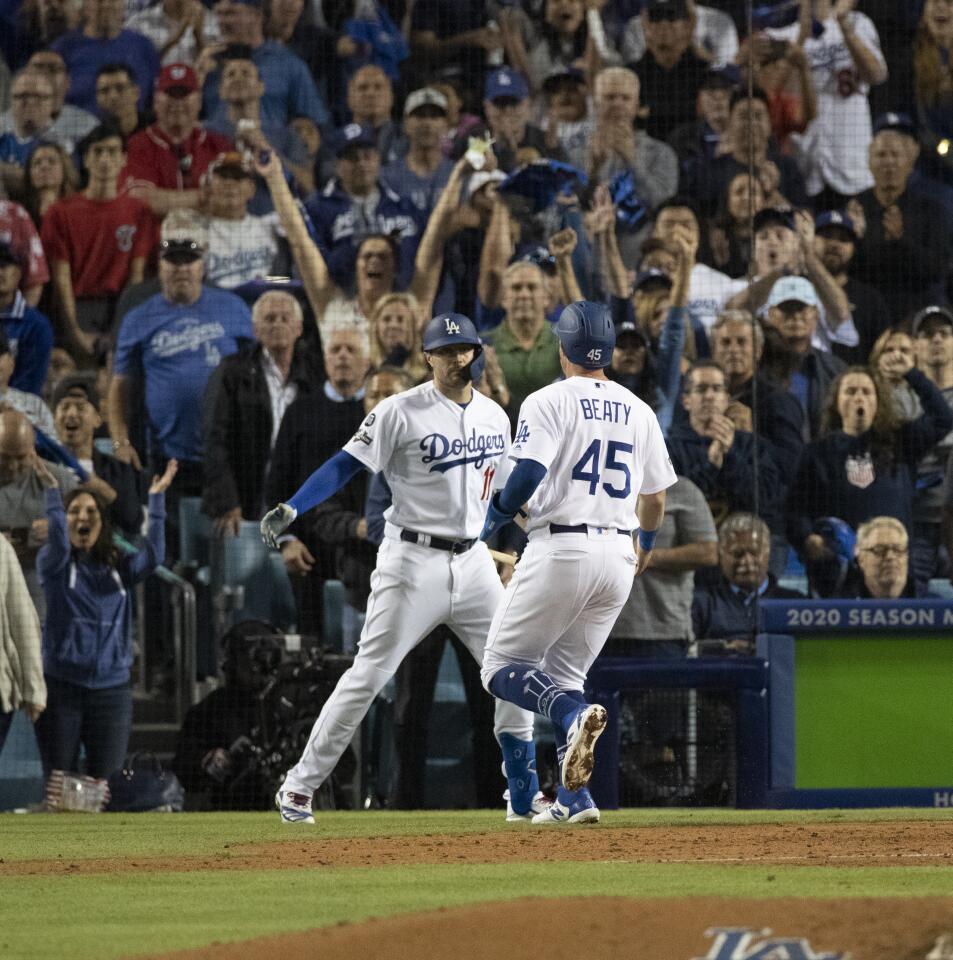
top-left (140, 896), bottom-right (953, 960)
top-left (7, 820), bottom-right (953, 876)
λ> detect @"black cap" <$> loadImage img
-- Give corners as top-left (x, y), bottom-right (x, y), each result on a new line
top-left (542, 67), bottom-right (587, 94)
top-left (911, 305), bottom-right (953, 336)
top-left (159, 238), bottom-right (204, 263)
top-left (873, 112), bottom-right (918, 140)
top-left (0, 241), bottom-right (20, 268)
top-left (753, 206), bottom-right (795, 234)
top-left (616, 321), bottom-right (648, 345)
top-left (645, 0), bottom-right (689, 20)
top-left (701, 63), bottom-right (742, 90)
top-left (52, 374), bottom-right (99, 410)
top-left (633, 268), bottom-right (673, 292)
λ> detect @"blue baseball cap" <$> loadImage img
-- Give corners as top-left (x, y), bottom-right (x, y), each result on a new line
top-left (542, 66), bottom-right (586, 93)
top-left (873, 112), bottom-right (918, 140)
top-left (334, 123), bottom-right (378, 157)
top-left (485, 68), bottom-right (529, 103)
top-left (701, 63), bottom-right (742, 89)
top-left (815, 210), bottom-right (857, 240)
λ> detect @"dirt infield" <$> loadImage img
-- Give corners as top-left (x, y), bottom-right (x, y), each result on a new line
top-left (4, 819), bottom-right (952, 876)
top-left (137, 896), bottom-right (953, 960)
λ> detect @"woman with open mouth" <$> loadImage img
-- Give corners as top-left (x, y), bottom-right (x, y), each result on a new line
top-left (785, 359), bottom-right (953, 595)
top-left (32, 458), bottom-right (177, 785)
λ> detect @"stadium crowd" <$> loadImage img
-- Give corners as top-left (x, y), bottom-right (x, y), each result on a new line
top-left (1, 0), bottom-right (953, 805)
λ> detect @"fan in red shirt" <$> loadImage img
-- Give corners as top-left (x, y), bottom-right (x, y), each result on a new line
top-left (0, 200), bottom-right (49, 305)
top-left (41, 121), bottom-right (155, 360)
top-left (122, 63), bottom-right (233, 217)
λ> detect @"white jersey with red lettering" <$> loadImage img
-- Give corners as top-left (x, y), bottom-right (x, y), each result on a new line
top-left (511, 376), bottom-right (676, 533)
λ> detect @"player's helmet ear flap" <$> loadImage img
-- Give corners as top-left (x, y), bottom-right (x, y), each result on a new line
top-left (422, 312), bottom-right (485, 383)
top-left (555, 300), bottom-right (615, 369)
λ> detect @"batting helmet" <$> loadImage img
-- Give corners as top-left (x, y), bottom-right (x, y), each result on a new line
top-left (422, 312), bottom-right (485, 383)
top-left (555, 300), bottom-right (615, 369)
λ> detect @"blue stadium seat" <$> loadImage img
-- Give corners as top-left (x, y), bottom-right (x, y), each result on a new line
top-left (177, 496), bottom-right (211, 572)
top-left (210, 521), bottom-right (297, 631)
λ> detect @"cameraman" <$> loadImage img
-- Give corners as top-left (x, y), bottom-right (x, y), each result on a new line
top-left (173, 620), bottom-right (284, 810)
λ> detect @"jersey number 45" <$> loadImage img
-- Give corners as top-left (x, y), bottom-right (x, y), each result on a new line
top-left (571, 439), bottom-right (633, 499)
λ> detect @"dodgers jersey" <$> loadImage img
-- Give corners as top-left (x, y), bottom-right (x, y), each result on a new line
top-left (342, 381), bottom-right (512, 540)
top-left (510, 377), bottom-right (676, 532)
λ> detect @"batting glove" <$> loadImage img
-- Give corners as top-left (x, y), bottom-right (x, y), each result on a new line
top-left (260, 503), bottom-right (297, 548)
top-left (480, 492), bottom-right (516, 542)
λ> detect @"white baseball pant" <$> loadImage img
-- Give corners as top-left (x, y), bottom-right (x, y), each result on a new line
top-left (284, 522), bottom-right (535, 795)
top-left (481, 529), bottom-right (636, 693)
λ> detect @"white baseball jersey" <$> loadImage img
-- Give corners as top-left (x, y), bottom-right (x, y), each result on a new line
top-left (689, 263), bottom-right (747, 332)
top-left (510, 376), bottom-right (676, 532)
top-left (768, 13), bottom-right (885, 196)
top-left (342, 381), bottom-right (512, 539)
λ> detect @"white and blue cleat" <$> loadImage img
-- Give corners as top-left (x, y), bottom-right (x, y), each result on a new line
top-left (532, 787), bottom-right (600, 825)
top-left (504, 787), bottom-right (553, 821)
top-left (275, 786), bottom-right (315, 824)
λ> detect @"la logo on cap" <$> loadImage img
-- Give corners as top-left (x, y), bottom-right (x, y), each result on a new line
top-left (498, 73), bottom-right (511, 85)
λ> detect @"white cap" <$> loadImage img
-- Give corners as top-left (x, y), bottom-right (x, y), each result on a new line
top-left (466, 170), bottom-right (505, 199)
top-left (403, 87), bottom-right (449, 116)
top-left (766, 276), bottom-right (818, 309)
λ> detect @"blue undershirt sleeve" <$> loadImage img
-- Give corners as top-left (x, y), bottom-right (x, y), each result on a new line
top-left (287, 450), bottom-right (365, 516)
top-left (498, 458), bottom-right (547, 516)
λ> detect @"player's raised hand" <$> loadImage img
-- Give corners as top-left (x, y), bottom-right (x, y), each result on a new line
top-left (261, 502), bottom-right (297, 549)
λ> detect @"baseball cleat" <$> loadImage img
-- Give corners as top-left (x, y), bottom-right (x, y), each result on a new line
top-left (561, 704), bottom-right (607, 791)
top-left (532, 788), bottom-right (600, 825)
top-left (275, 787), bottom-right (315, 824)
top-left (504, 789), bottom-right (553, 822)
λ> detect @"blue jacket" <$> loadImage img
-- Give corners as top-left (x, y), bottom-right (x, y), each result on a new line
top-left (304, 179), bottom-right (422, 291)
top-left (786, 369), bottom-right (953, 550)
top-left (667, 421), bottom-right (785, 529)
top-left (692, 574), bottom-right (804, 643)
top-left (1, 291), bottom-right (53, 396)
top-left (38, 488), bottom-right (165, 689)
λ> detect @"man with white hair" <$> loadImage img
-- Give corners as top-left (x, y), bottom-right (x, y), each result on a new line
top-left (202, 288), bottom-right (321, 535)
top-left (264, 323), bottom-right (370, 633)
top-left (587, 66), bottom-right (677, 263)
top-left (847, 516), bottom-right (918, 600)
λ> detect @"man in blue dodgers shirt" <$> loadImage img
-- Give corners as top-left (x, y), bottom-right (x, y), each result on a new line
top-left (107, 223), bottom-right (252, 501)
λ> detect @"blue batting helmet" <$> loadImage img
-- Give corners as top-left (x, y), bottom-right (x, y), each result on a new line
top-left (555, 300), bottom-right (615, 369)
top-left (422, 312), bottom-right (485, 383)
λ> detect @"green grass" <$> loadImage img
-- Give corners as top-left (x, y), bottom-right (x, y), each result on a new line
top-left (1, 810), bottom-right (951, 960)
top-left (1, 807), bottom-right (951, 862)
top-left (2, 861), bottom-right (952, 960)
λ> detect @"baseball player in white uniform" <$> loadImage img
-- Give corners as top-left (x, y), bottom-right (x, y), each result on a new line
top-left (480, 301), bottom-right (676, 824)
top-left (261, 313), bottom-right (539, 824)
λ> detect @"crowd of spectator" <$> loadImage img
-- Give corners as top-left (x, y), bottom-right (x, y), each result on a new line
top-left (1, 0), bottom-right (953, 802)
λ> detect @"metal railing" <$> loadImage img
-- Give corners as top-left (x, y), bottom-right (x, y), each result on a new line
top-left (118, 535), bottom-right (198, 726)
